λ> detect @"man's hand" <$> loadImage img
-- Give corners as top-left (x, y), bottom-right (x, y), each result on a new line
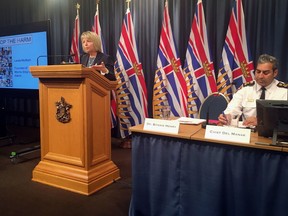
top-left (218, 113), bottom-right (230, 125)
top-left (243, 116), bottom-right (257, 126)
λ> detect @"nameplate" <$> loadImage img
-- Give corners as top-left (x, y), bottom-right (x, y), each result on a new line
top-left (205, 125), bottom-right (251, 144)
top-left (143, 118), bottom-right (180, 134)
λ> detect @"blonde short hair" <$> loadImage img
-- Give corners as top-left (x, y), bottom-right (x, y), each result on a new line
top-left (81, 31), bottom-right (102, 53)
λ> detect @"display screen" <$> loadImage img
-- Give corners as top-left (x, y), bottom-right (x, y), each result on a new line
top-left (256, 99), bottom-right (288, 138)
top-left (0, 20), bottom-right (50, 90)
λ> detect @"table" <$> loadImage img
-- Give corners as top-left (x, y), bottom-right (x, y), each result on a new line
top-left (129, 123), bottom-right (288, 216)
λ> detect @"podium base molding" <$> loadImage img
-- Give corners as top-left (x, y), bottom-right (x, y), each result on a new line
top-left (32, 160), bottom-right (120, 195)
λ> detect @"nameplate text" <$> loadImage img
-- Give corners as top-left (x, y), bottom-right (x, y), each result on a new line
top-left (205, 125), bottom-right (251, 144)
top-left (143, 118), bottom-right (180, 134)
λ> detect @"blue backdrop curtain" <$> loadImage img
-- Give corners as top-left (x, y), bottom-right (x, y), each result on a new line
top-left (0, 0), bottom-right (287, 117)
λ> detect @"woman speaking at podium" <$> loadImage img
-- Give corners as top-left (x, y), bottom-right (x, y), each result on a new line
top-left (80, 31), bottom-right (116, 81)
top-left (218, 54), bottom-right (288, 127)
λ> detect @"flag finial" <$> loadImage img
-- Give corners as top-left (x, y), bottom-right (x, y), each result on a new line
top-left (126, 0), bottom-right (131, 9)
top-left (96, 0), bottom-right (100, 4)
top-left (76, 3), bottom-right (80, 16)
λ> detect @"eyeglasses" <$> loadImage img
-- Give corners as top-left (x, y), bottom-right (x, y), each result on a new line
top-left (254, 69), bottom-right (273, 75)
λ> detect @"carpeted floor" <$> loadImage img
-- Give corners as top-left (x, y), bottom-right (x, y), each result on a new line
top-left (0, 125), bottom-right (132, 216)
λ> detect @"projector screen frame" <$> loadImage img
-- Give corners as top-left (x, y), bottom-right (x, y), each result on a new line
top-left (0, 20), bottom-right (51, 91)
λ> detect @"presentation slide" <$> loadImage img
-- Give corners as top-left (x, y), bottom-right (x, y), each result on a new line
top-left (0, 31), bottom-right (48, 89)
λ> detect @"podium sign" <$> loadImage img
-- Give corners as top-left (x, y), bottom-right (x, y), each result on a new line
top-left (30, 64), bottom-right (120, 195)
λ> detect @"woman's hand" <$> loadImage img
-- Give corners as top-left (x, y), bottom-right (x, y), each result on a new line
top-left (91, 62), bottom-right (108, 74)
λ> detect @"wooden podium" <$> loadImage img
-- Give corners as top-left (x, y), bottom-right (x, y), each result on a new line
top-left (30, 64), bottom-right (120, 195)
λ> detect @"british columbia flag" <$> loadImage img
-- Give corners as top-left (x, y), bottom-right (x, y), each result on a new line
top-left (153, 1), bottom-right (188, 118)
top-left (92, 2), bottom-right (117, 129)
top-left (115, 8), bottom-right (148, 138)
top-left (183, 0), bottom-right (217, 118)
top-left (70, 6), bottom-right (80, 64)
top-left (217, 0), bottom-right (254, 99)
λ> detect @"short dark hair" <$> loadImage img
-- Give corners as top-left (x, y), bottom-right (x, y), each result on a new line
top-left (257, 54), bottom-right (278, 70)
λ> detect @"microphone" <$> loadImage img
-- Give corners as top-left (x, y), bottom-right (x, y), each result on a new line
top-left (37, 54), bottom-right (76, 65)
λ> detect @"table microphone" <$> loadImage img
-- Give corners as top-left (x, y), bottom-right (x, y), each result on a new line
top-left (37, 54), bottom-right (76, 65)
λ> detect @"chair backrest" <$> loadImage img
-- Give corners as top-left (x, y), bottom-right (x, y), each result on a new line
top-left (199, 92), bottom-right (229, 121)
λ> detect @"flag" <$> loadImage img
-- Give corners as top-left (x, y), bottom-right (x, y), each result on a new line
top-left (183, 0), bottom-right (217, 118)
top-left (115, 8), bottom-right (148, 138)
top-left (110, 90), bottom-right (117, 129)
top-left (91, 3), bottom-right (106, 53)
top-left (70, 8), bottom-right (80, 63)
top-left (153, 1), bottom-right (188, 118)
top-left (217, 0), bottom-right (254, 99)
top-left (92, 2), bottom-right (117, 128)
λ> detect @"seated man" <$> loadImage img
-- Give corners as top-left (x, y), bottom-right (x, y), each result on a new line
top-left (218, 54), bottom-right (288, 126)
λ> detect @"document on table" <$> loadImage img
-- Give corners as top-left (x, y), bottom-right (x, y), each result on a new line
top-left (176, 117), bottom-right (206, 125)
top-left (237, 121), bottom-right (256, 129)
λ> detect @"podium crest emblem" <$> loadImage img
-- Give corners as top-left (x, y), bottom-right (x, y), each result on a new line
top-left (55, 97), bottom-right (72, 123)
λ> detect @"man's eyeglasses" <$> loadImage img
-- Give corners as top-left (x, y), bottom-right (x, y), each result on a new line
top-left (254, 69), bottom-right (274, 75)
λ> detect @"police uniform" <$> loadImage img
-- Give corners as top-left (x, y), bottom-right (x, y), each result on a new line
top-left (224, 79), bottom-right (288, 118)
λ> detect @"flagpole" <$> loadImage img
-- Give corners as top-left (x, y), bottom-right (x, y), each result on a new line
top-left (96, 0), bottom-right (99, 10)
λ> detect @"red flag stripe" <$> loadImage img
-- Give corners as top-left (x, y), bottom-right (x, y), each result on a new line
top-left (120, 24), bottom-right (138, 63)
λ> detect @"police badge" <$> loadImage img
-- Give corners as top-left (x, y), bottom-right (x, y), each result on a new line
top-left (55, 97), bottom-right (72, 123)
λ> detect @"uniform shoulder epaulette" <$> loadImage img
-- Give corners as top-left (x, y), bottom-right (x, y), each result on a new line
top-left (242, 81), bottom-right (255, 87)
top-left (236, 81), bottom-right (255, 91)
top-left (277, 82), bottom-right (288, 89)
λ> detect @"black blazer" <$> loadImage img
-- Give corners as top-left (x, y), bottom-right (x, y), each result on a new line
top-left (80, 52), bottom-right (116, 81)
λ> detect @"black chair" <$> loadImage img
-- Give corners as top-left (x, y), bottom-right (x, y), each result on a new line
top-left (199, 92), bottom-right (229, 123)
